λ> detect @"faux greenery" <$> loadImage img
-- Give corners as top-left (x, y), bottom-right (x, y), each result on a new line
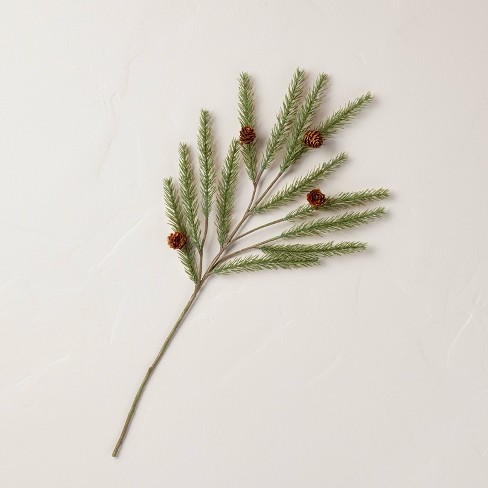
top-left (112, 69), bottom-right (389, 457)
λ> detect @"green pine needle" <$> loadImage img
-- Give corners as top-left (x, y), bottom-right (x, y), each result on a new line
top-left (213, 254), bottom-right (320, 275)
top-left (281, 207), bottom-right (386, 239)
top-left (253, 152), bottom-right (347, 214)
top-left (177, 248), bottom-right (199, 284)
top-left (238, 72), bottom-right (256, 127)
top-left (260, 68), bottom-right (306, 172)
top-left (163, 177), bottom-right (199, 283)
top-left (216, 139), bottom-right (240, 245)
top-left (163, 177), bottom-right (186, 233)
top-left (241, 141), bottom-right (258, 183)
top-left (285, 188), bottom-right (390, 221)
top-left (319, 92), bottom-right (373, 139)
top-left (238, 72), bottom-right (258, 181)
top-left (280, 72), bottom-right (329, 172)
top-left (178, 143), bottom-right (201, 249)
top-left (198, 109), bottom-right (215, 218)
top-left (259, 241), bottom-right (367, 259)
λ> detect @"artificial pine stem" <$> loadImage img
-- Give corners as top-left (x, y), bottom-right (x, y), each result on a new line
top-left (112, 70), bottom-right (387, 457)
top-left (111, 286), bottom-right (202, 458)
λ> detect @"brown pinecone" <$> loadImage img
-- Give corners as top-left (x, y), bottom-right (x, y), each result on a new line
top-left (307, 189), bottom-right (327, 207)
top-left (167, 231), bottom-right (187, 250)
top-left (303, 129), bottom-right (323, 148)
top-left (240, 125), bottom-right (256, 144)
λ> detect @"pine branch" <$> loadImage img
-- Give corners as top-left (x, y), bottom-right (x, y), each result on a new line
top-left (114, 70), bottom-right (388, 458)
top-left (215, 139), bottom-right (240, 245)
top-left (198, 109), bottom-right (215, 218)
top-left (213, 253), bottom-right (320, 275)
top-left (260, 68), bottom-right (306, 173)
top-left (163, 178), bottom-right (199, 283)
top-left (280, 207), bottom-right (386, 239)
top-left (178, 143), bottom-right (201, 249)
top-left (253, 152), bottom-right (347, 214)
top-left (285, 188), bottom-right (390, 221)
top-left (319, 92), bottom-right (373, 139)
top-left (238, 72), bottom-right (258, 181)
top-left (280, 73), bottom-right (329, 172)
top-left (258, 241), bottom-right (367, 259)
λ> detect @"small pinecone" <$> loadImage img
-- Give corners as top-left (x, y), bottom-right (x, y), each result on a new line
top-left (240, 125), bottom-right (256, 144)
top-left (307, 189), bottom-right (327, 207)
top-left (303, 129), bottom-right (323, 148)
top-left (167, 231), bottom-right (187, 250)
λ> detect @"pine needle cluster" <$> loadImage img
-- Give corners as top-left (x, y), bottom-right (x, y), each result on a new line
top-left (162, 69), bottom-right (388, 278)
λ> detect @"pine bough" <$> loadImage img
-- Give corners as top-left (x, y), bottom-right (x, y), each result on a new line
top-left (112, 69), bottom-right (389, 457)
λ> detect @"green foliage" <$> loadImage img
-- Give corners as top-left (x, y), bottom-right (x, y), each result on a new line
top-left (213, 254), bottom-right (320, 275)
top-left (214, 241), bottom-right (368, 275)
top-left (238, 72), bottom-right (256, 127)
top-left (258, 241), bottom-right (367, 259)
top-left (284, 188), bottom-right (390, 221)
top-left (163, 177), bottom-right (187, 233)
top-left (253, 152), bottom-right (347, 214)
top-left (260, 68), bottom-right (306, 172)
top-left (163, 178), bottom-right (199, 283)
top-left (238, 72), bottom-right (257, 181)
top-left (280, 207), bottom-right (386, 240)
top-left (198, 109), bottom-right (215, 218)
top-left (319, 92), bottom-right (373, 139)
top-left (165, 72), bottom-right (386, 281)
top-left (280, 73), bottom-right (329, 172)
top-left (178, 143), bottom-right (201, 249)
top-left (215, 139), bottom-right (240, 245)
top-left (177, 246), bottom-right (199, 284)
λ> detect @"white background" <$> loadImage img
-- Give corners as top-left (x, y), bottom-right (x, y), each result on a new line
top-left (2, 1), bottom-right (488, 486)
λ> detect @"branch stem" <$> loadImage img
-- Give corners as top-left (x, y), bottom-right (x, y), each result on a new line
top-left (112, 285), bottom-right (203, 458)
top-left (217, 235), bottom-right (281, 264)
top-left (251, 170), bottom-right (284, 210)
top-left (233, 216), bottom-right (287, 243)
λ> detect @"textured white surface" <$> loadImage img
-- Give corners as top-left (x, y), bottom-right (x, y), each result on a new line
top-left (2, 0), bottom-right (488, 486)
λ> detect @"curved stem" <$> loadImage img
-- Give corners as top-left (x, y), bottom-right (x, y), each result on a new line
top-left (112, 285), bottom-right (202, 457)
top-left (232, 216), bottom-right (286, 243)
top-left (217, 235), bottom-right (281, 264)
